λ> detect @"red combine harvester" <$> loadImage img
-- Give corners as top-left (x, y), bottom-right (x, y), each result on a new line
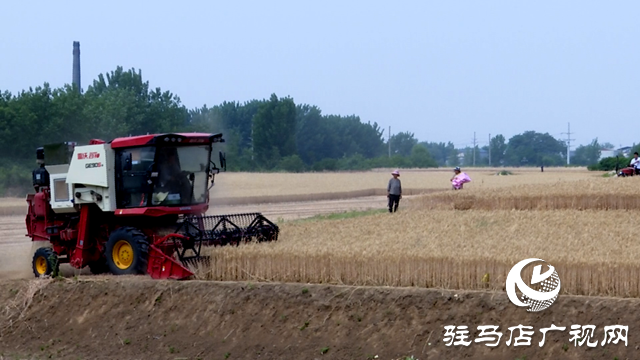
top-left (25, 133), bottom-right (279, 279)
top-left (617, 167), bottom-right (636, 177)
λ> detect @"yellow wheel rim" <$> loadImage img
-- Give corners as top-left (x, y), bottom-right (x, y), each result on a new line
top-left (112, 240), bottom-right (134, 270)
top-left (35, 256), bottom-right (48, 275)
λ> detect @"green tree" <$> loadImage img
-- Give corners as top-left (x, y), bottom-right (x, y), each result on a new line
top-left (326, 115), bottom-right (384, 158)
top-left (278, 154), bottom-right (306, 172)
top-left (51, 84), bottom-right (88, 142)
top-left (296, 104), bottom-right (331, 164)
top-left (389, 132), bottom-right (418, 157)
top-left (336, 153), bottom-right (372, 170)
top-left (489, 134), bottom-right (507, 166)
top-left (185, 105), bottom-right (223, 133)
top-left (504, 131), bottom-right (565, 166)
top-left (573, 139), bottom-right (601, 166)
top-left (203, 100), bottom-right (261, 149)
top-left (0, 65), bottom-right (438, 185)
top-left (447, 150), bottom-right (460, 167)
top-left (83, 66), bottom-right (187, 140)
top-left (420, 141), bottom-right (456, 166)
top-left (410, 144), bottom-right (438, 168)
top-left (252, 94), bottom-right (297, 165)
top-left (0, 84), bottom-right (58, 162)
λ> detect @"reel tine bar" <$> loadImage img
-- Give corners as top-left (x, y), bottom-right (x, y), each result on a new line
top-left (176, 212), bottom-right (279, 250)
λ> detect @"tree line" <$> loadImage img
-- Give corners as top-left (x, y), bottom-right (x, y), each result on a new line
top-left (0, 66), bottom-right (438, 194)
top-left (0, 66), bottom-right (631, 195)
top-left (418, 134), bottom-right (635, 169)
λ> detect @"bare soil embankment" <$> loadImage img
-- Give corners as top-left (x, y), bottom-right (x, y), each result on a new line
top-left (0, 278), bottom-right (636, 360)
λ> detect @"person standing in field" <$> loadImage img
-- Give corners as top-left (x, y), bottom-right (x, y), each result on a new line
top-left (631, 152), bottom-right (640, 175)
top-left (387, 170), bottom-right (402, 212)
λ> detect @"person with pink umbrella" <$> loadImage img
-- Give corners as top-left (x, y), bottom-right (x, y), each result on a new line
top-left (451, 167), bottom-right (471, 190)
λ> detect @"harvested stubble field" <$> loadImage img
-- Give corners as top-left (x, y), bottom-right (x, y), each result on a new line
top-left (209, 166), bottom-right (596, 200)
top-left (193, 173), bottom-right (640, 299)
top-left (414, 176), bottom-right (640, 211)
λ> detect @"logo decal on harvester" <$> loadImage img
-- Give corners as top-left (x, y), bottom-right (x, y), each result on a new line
top-left (506, 258), bottom-right (561, 312)
top-left (78, 151), bottom-right (100, 159)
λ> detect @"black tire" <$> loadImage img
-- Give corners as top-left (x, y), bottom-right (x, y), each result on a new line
top-left (32, 247), bottom-right (59, 278)
top-left (105, 227), bottom-right (149, 275)
top-left (88, 259), bottom-right (110, 274)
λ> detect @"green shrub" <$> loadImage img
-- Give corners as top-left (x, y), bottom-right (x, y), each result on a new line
top-left (588, 156), bottom-right (629, 171)
top-left (311, 158), bottom-right (338, 171)
top-left (336, 154), bottom-right (371, 171)
top-left (277, 155), bottom-right (306, 173)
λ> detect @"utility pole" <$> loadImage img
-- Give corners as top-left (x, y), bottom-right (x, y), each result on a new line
top-left (561, 122), bottom-right (574, 165)
top-left (388, 126), bottom-right (391, 158)
top-left (473, 132), bottom-right (477, 166)
top-left (488, 133), bottom-right (491, 166)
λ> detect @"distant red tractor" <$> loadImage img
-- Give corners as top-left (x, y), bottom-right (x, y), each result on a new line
top-left (25, 133), bottom-right (278, 279)
top-left (617, 167), bottom-right (637, 177)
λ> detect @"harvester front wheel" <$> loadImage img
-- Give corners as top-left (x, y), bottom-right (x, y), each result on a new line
top-left (88, 260), bottom-right (110, 275)
top-left (105, 227), bottom-right (149, 275)
top-left (32, 247), bottom-right (59, 278)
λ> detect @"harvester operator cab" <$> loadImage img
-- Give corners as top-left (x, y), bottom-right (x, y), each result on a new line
top-left (115, 138), bottom-right (223, 209)
top-left (153, 146), bottom-right (193, 204)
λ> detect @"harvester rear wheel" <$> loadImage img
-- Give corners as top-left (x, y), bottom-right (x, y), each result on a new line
top-left (105, 227), bottom-right (149, 275)
top-left (32, 247), bottom-right (58, 278)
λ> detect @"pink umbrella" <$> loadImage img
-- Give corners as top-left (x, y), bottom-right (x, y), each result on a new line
top-left (452, 172), bottom-right (471, 189)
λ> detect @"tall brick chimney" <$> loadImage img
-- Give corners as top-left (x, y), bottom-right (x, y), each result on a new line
top-left (72, 41), bottom-right (81, 93)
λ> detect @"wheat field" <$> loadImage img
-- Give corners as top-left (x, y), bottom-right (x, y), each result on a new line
top-left (209, 167), bottom-right (598, 198)
top-left (193, 169), bottom-right (640, 298)
top-left (5, 167), bottom-right (634, 297)
top-left (413, 176), bottom-right (640, 211)
top-left (194, 207), bottom-right (640, 297)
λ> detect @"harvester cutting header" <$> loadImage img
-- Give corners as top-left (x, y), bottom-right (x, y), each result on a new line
top-left (26, 132), bottom-right (279, 279)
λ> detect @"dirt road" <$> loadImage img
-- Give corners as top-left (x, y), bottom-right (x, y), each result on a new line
top-left (208, 195), bottom-right (403, 220)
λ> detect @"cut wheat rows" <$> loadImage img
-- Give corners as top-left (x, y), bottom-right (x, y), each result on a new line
top-left (193, 209), bottom-right (640, 298)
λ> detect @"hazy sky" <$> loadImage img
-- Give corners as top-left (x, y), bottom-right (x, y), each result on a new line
top-left (2, 1), bottom-right (639, 149)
